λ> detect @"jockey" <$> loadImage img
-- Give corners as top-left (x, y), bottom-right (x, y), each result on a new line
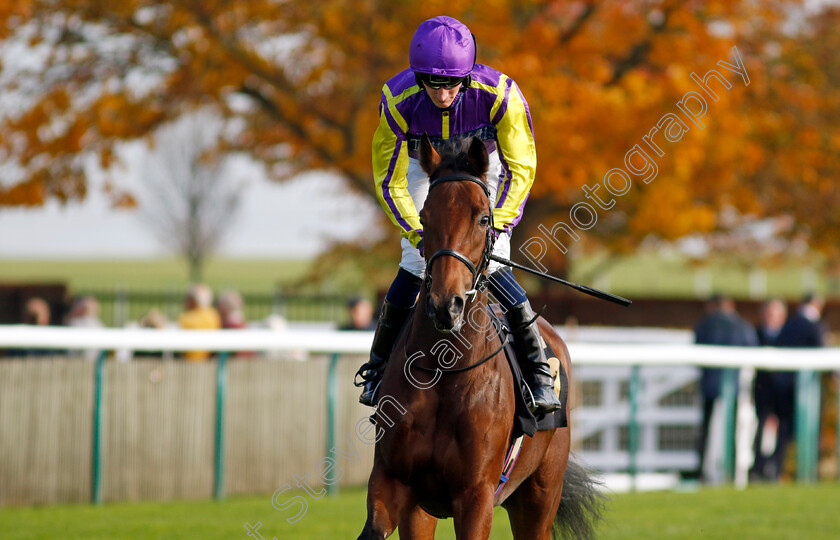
top-left (355, 16), bottom-right (561, 415)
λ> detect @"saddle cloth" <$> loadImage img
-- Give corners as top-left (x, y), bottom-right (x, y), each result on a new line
top-left (489, 307), bottom-right (568, 439)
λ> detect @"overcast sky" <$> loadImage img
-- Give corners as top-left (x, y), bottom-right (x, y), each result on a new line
top-left (0, 155), bottom-right (380, 260)
top-left (0, 34), bottom-right (381, 261)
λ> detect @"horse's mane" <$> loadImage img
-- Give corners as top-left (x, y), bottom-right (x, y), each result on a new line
top-left (434, 137), bottom-right (484, 178)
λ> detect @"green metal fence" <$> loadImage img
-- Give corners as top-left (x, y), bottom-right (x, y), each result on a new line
top-left (1, 354), bottom-right (836, 506)
top-left (76, 288), bottom-right (354, 327)
top-left (0, 355), bottom-right (375, 506)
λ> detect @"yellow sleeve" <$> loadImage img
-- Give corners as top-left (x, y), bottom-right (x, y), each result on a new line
top-left (493, 80), bottom-right (537, 231)
top-left (372, 97), bottom-right (423, 248)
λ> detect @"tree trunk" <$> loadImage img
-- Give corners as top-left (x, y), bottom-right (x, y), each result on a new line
top-left (189, 254), bottom-right (203, 284)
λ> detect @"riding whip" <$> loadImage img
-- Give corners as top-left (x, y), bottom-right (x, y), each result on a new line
top-left (489, 255), bottom-right (632, 307)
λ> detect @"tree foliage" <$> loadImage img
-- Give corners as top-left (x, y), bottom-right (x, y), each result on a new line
top-left (1, 0), bottom-right (837, 264)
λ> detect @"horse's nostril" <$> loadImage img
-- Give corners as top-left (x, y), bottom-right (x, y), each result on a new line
top-left (448, 295), bottom-right (465, 317)
top-left (426, 295), bottom-right (436, 319)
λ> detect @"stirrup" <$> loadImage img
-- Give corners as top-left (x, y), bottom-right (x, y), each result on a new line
top-left (353, 361), bottom-right (379, 387)
top-left (359, 379), bottom-right (382, 407)
top-left (529, 386), bottom-right (561, 414)
top-left (526, 362), bottom-right (562, 414)
top-left (356, 357), bottom-right (386, 406)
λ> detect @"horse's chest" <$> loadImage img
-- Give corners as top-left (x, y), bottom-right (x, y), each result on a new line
top-left (379, 413), bottom-right (440, 476)
top-left (380, 382), bottom-right (512, 485)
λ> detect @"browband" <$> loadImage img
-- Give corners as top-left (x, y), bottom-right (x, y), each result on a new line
top-left (429, 174), bottom-right (490, 199)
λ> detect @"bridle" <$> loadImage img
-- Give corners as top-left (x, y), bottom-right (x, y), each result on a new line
top-left (423, 173), bottom-right (496, 302)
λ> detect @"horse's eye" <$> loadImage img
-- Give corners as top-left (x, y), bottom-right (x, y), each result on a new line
top-left (479, 215), bottom-right (490, 226)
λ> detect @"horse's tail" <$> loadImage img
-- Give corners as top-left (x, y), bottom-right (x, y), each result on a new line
top-left (552, 455), bottom-right (606, 540)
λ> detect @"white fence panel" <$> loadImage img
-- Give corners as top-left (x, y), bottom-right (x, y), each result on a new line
top-left (575, 365), bottom-right (701, 472)
top-left (0, 325), bottom-right (837, 505)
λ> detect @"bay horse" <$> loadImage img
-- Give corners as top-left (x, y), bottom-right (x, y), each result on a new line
top-left (357, 135), bottom-right (602, 539)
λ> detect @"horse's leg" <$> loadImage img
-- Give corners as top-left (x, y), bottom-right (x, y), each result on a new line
top-left (451, 486), bottom-right (496, 540)
top-left (357, 462), bottom-right (414, 540)
top-left (504, 428), bottom-right (570, 540)
top-left (397, 505), bottom-right (438, 539)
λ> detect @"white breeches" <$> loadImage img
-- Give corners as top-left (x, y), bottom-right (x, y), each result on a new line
top-left (399, 154), bottom-right (511, 278)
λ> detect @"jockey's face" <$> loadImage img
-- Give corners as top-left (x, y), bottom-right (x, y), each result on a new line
top-left (423, 82), bottom-right (461, 109)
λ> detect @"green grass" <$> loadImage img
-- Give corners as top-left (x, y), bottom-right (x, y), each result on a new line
top-left (0, 254), bottom-right (836, 300)
top-left (2, 484), bottom-right (840, 539)
top-left (567, 253), bottom-right (837, 300)
top-left (0, 258), bottom-right (312, 292)
top-left (601, 483), bottom-right (840, 539)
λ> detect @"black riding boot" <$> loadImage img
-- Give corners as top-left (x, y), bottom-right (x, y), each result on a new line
top-left (355, 300), bottom-right (413, 406)
top-left (507, 301), bottom-right (562, 414)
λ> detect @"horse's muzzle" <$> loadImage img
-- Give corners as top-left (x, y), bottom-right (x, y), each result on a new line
top-left (426, 293), bottom-right (465, 333)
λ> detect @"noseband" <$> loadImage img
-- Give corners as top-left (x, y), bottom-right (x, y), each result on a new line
top-left (424, 174), bottom-right (496, 300)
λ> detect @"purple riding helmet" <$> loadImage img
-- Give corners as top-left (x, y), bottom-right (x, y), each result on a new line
top-left (409, 16), bottom-right (476, 78)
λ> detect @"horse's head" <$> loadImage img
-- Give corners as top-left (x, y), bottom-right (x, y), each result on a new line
top-left (418, 133), bottom-right (495, 333)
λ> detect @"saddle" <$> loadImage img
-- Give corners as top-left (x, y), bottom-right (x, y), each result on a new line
top-left (489, 306), bottom-right (568, 438)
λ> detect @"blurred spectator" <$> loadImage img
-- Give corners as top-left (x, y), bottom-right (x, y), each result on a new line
top-left (65, 296), bottom-right (104, 328)
top-left (141, 308), bottom-right (170, 330)
top-left (262, 313), bottom-right (307, 361)
top-left (755, 299), bottom-right (788, 347)
top-left (23, 297), bottom-right (51, 326)
top-left (263, 313), bottom-right (288, 332)
top-left (132, 309), bottom-right (173, 360)
top-left (178, 284), bottom-right (221, 361)
top-left (776, 294), bottom-right (826, 348)
top-left (217, 289), bottom-right (247, 329)
top-left (340, 296), bottom-right (376, 331)
top-left (751, 299), bottom-right (788, 481)
top-left (6, 297), bottom-right (52, 357)
top-left (216, 289), bottom-right (255, 358)
top-left (692, 294), bottom-right (757, 481)
top-left (754, 294), bottom-right (826, 481)
top-left (65, 295), bottom-right (105, 361)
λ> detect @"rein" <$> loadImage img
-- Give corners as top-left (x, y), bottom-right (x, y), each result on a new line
top-left (424, 173), bottom-right (496, 300)
top-left (404, 303), bottom-right (508, 375)
top-left (412, 340), bottom-right (505, 374)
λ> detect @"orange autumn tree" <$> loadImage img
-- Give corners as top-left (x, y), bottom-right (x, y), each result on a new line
top-left (484, 0), bottom-right (840, 268)
top-left (741, 5), bottom-right (840, 262)
top-left (1, 0), bottom-right (836, 270)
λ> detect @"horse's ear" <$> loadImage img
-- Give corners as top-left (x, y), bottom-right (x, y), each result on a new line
top-left (419, 134), bottom-right (441, 176)
top-left (467, 136), bottom-right (489, 177)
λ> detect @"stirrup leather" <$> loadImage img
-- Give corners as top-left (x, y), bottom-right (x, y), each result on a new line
top-left (506, 301), bottom-right (561, 414)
